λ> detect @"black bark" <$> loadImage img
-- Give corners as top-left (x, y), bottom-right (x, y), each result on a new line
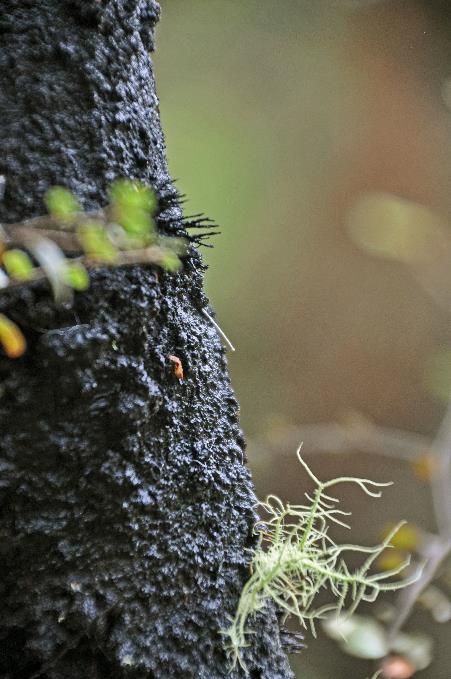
top-left (0, 2), bottom-right (293, 678)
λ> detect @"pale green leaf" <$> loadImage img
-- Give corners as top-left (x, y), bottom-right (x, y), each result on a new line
top-left (63, 262), bottom-right (90, 291)
top-left (3, 249), bottom-right (34, 281)
top-left (45, 186), bottom-right (80, 221)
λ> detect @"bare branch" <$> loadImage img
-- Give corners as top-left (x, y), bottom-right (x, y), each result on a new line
top-left (1, 211), bottom-right (104, 253)
top-left (2, 246), bottom-right (174, 292)
top-left (387, 535), bottom-right (451, 642)
top-left (1, 210), bottom-right (103, 236)
top-left (251, 422), bottom-right (432, 463)
top-left (429, 403), bottom-right (451, 539)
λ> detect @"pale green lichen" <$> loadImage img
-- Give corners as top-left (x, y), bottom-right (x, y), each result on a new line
top-left (223, 447), bottom-right (419, 672)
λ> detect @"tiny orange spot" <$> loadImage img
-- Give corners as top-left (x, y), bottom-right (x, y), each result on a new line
top-left (168, 354), bottom-right (184, 380)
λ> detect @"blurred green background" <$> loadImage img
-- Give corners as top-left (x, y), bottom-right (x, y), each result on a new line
top-left (155, 2), bottom-right (451, 677)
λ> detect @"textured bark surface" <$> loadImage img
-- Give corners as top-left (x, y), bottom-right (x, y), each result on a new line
top-left (0, 2), bottom-right (293, 678)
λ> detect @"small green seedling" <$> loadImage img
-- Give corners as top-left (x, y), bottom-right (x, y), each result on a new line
top-left (223, 447), bottom-right (419, 673)
top-left (0, 180), bottom-right (187, 357)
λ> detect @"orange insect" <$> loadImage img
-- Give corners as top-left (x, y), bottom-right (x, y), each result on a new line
top-left (168, 354), bottom-right (184, 380)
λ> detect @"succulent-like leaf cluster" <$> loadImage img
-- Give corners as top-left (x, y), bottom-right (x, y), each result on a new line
top-left (0, 180), bottom-right (186, 357)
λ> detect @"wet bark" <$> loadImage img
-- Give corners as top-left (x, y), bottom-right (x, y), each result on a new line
top-left (0, 2), bottom-right (292, 678)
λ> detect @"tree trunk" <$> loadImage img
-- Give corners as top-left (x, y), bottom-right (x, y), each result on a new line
top-left (0, 2), bottom-right (293, 678)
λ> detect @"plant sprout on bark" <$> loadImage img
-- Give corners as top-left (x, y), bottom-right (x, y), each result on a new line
top-left (0, 180), bottom-right (186, 358)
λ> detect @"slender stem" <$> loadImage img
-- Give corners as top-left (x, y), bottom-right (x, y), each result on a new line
top-left (201, 308), bottom-right (235, 352)
top-left (1, 209), bottom-right (103, 237)
top-left (252, 422), bottom-right (432, 463)
top-left (385, 399), bottom-right (451, 640)
top-left (1, 246), bottom-right (173, 291)
top-left (387, 536), bottom-right (451, 642)
top-left (299, 486), bottom-right (322, 551)
top-left (429, 403), bottom-right (451, 539)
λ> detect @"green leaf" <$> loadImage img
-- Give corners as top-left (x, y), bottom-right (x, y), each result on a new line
top-left (117, 206), bottom-right (154, 239)
top-left (160, 251), bottom-right (181, 272)
top-left (45, 186), bottom-right (80, 221)
top-left (109, 180), bottom-right (157, 241)
top-left (63, 262), bottom-right (90, 291)
top-left (2, 249), bottom-right (34, 281)
top-left (78, 222), bottom-right (118, 263)
top-left (109, 179), bottom-right (157, 213)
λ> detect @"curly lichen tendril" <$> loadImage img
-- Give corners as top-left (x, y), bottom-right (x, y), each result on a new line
top-left (223, 446), bottom-right (421, 673)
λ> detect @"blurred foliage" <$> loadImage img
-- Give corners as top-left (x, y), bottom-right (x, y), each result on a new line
top-left (346, 192), bottom-right (449, 264)
top-left (45, 185), bottom-right (80, 221)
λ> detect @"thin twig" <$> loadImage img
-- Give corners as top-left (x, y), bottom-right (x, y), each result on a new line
top-left (251, 422), bottom-right (432, 463)
top-left (429, 402), bottom-right (451, 539)
top-left (202, 308), bottom-right (236, 352)
top-left (6, 225), bottom-right (81, 252)
top-left (386, 399), bottom-right (451, 640)
top-left (1, 211), bottom-right (105, 253)
top-left (1, 245), bottom-right (174, 291)
top-left (387, 535), bottom-right (451, 642)
top-left (1, 209), bottom-right (102, 237)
